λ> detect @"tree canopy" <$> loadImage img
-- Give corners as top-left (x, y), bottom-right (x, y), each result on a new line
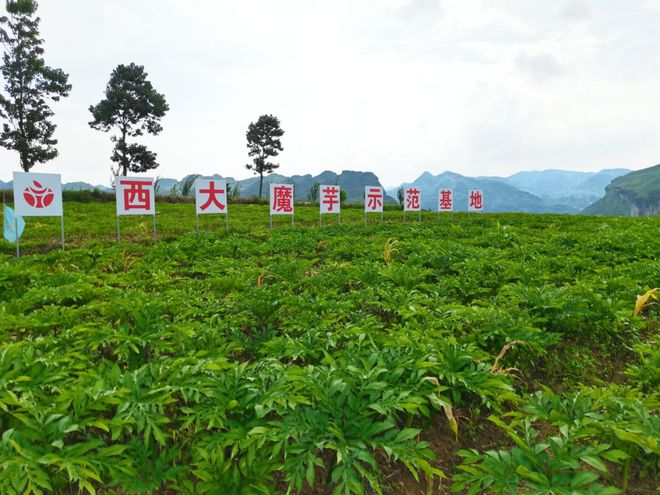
top-left (89, 63), bottom-right (169, 176)
top-left (245, 114), bottom-right (284, 198)
top-left (0, 0), bottom-right (71, 171)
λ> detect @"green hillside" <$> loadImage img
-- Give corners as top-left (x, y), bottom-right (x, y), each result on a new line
top-left (583, 164), bottom-right (660, 216)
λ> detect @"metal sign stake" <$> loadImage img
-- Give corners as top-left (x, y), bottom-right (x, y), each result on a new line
top-left (15, 216), bottom-right (20, 259)
top-left (60, 216), bottom-right (65, 249)
top-left (116, 216), bottom-right (121, 242)
top-left (153, 214), bottom-right (157, 241)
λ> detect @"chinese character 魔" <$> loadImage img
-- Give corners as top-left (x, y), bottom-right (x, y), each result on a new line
top-left (199, 181), bottom-right (226, 211)
top-left (120, 180), bottom-right (152, 211)
top-left (273, 186), bottom-right (293, 213)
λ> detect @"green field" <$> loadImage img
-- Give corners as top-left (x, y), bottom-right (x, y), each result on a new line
top-left (1, 202), bottom-right (658, 494)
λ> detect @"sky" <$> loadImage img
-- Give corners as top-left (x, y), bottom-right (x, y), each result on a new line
top-left (1, 0), bottom-right (660, 188)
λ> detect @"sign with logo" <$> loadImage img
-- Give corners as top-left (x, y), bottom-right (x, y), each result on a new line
top-left (365, 186), bottom-right (384, 213)
top-left (438, 189), bottom-right (453, 212)
top-left (270, 184), bottom-right (294, 215)
top-left (13, 172), bottom-right (63, 217)
top-left (320, 185), bottom-right (341, 214)
top-left (404, 188), bottom-right (421, 212)
top-left (468, 189), bottom-right (484, 212)
top-left (195, 179), bottom-right (227, 215)
top-left (115, 176), bottom-right (155, 215)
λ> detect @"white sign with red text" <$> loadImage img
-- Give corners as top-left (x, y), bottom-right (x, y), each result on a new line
top-left (404, 188), bottom-right (421, 212)
top-left (364, 186), bottom-right (384, 213)
top-left (468, 189), bottom-right (484, 212)
top-left (320, 185), bottom-right (341, 214)
top-left (13, 172), bottom-right (63, 217)
top-left (115, 176), bottom-right (155, 215)
top-left (438, 189), bottom-right (453, 212)
top-left (270, 184), bottom-right (294, 215)
top-left (195, 179), bottom-right (227, 215)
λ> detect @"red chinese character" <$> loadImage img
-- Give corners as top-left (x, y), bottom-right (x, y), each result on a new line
top-left (199, 181), bottom-right (226, 211)
top-left (120, 180), bottom-right (152, 211)
top-left (273, 186), bottom-right (293, 213)
top-left (470, 190), bottom-right (483, 210)
top-left (406, 189), bottom-right (420, 210)
top-left (321, 186), bottom-right (340, 212)
top-left (439, 190), bottom-right (453, 210)
top-left (367, 188), bottom-right (383, 210)
top-left (23, 180), bottom-right (54, 209)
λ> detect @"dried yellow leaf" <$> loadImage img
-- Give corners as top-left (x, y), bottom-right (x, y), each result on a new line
top-left (634, 288), bottom-right (659, 316)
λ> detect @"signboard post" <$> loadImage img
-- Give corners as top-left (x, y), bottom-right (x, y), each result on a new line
top-left (319, 185), bottom-right (341, 226)
top-left (269, 183), bottom-right (294, 229)
top-left (438, 189), bottom-right (454, 220)
top-left (404, 188), bottom-right (421, 223)
top-left (115, 176), bottom-right (156, 241)
top-left (194, 179), bottom-right (228, 232)
top-left (468, 189), bottom-right (484, 212)
top-left (364, 186), bottom-right (384, 226)
top-left (13, 172), bottom-right (64, 257)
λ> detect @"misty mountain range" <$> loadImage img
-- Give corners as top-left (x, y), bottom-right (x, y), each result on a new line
top-left (2, 166), bottom-right (656, 215)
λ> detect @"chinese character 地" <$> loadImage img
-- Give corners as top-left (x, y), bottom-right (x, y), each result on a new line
top-left (470, 190), bottom-right (483, 210)
top-left (322, 186), bottom-right (340, 212)
top-left (199, 181), bottom-right (226, 211)
top-left (273, 186), bottom-right (293, 213)
top-left (120, 180), bottom-right (152, 211)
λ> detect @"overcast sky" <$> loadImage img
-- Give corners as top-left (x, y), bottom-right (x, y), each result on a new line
top-left (1, 0), bottom-right (660, 187)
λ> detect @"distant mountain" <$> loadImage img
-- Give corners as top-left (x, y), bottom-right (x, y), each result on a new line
top-left (225, 170), bottom-right (395, 203)
top-left (389, 171), bottom-right (577, 213)
top-left (63, 182), bottom-right (112, 192)
top-left (1, 180), bottom-right (112, 192)
top-left (582, 165), bottom-right (660, 216)
top-left (503, 168), bottom-right (630, 211)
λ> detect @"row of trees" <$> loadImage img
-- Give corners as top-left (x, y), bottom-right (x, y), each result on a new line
top-left (0, 1), bottom-right (284, 198)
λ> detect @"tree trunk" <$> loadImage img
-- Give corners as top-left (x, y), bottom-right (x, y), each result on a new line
top-left (259, 172), bottom-right (264, 198)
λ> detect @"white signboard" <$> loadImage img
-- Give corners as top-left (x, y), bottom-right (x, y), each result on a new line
top-left (270, 183), bottom-right (294, 215)
top-left (13, 172), bottom-right (63, 217)
top-left (438, 189), bottom-right (453, 212)
top-left (365, 186), bottom-right (384, 213)
top-left (320, 185), bottom-right (341, 214)
top-left (195, 179), bottom-right (227, 215)
top-left (115, 176), bottom-right (155, 215)
top-left (404, 188), bottom-right (421, 212)
top-left (468, 189), bottom-right (484, 212)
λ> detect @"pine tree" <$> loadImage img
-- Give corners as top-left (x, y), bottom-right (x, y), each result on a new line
top-left (0, 0), bottom-right (71, 171)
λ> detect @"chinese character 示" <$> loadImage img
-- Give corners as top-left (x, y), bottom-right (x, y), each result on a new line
top-left (366, 187), bottom-right (383, 211)
top-left (469, 190), bottom-right (483, 211)
top-left (406, 188), bottom-right (420, 211)
top-left (199, 181), bottom-right (226, 211)
top-left (321, 186), bottom-right (340, 212)
top-left (273, 185), bottom-right (293, 213)
top-left (439, 189), bottom-right (453, 211)
top-left (120, 179), bottom-right (152, 211)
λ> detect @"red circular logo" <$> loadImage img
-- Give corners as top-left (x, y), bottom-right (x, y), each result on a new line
top-left (23, 180), bottom-right (54, 209)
